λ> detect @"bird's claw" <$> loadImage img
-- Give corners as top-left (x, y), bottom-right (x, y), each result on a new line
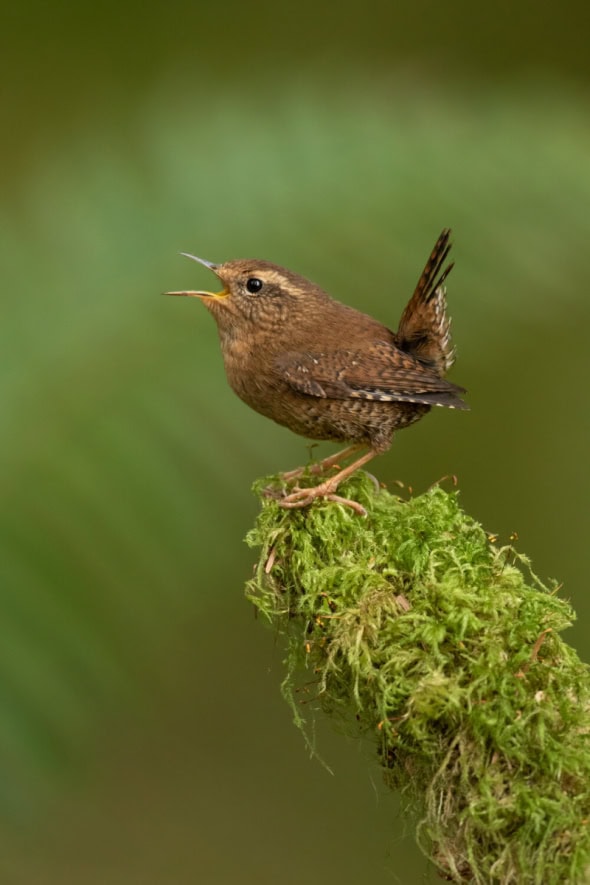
top-left (278, 483), bottom-right (367, 517)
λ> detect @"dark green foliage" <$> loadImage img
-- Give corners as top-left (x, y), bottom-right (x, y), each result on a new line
top-left (246, 474), bottom-right (590, 884)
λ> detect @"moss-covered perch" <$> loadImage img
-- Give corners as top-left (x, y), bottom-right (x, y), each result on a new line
top-left (246, 472), bottom-right (590, 884)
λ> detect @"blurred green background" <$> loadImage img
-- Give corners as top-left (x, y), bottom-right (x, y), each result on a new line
top-left (2, 1), bottom-right (590, 881)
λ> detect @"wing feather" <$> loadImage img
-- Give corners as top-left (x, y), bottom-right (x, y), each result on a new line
top-left (276, 344), bottom-right (468, 410)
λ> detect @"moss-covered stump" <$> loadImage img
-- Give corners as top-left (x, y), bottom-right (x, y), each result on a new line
top-left (246, 472), bottom-right (590, 884)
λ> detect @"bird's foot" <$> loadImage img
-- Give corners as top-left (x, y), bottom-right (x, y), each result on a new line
top-left (263, 448), bottom-right (379, 517)
top-left (278, 480), bottom-right (368, 517)
top-left (280, 443), bottom-right (364, 483)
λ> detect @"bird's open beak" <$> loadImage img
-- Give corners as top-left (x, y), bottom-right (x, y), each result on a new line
top-left (165, 252), bottom-right (229, 300)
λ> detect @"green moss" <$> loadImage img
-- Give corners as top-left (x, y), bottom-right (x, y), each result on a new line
top-left (246, 472), bottom-right (590, 884)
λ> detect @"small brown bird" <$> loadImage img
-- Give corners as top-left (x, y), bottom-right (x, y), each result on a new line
top-left (167, 230), bottom-right (468, 514)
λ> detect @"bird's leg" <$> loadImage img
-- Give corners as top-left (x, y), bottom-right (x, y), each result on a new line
top-left (279, 449), bottom-right (379, 516)
top-left (280, 443), bottom-right (364, 483)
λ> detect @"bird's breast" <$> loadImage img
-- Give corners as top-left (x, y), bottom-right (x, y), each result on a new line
top-left (218, 333), bottom-right (281, 407)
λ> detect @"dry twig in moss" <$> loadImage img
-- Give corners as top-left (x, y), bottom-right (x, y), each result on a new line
top-left (246, 472), bottom-right (590, 884)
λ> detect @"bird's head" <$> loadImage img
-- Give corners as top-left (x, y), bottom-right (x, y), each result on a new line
top-left (166, 254), bottom-right (328, 335)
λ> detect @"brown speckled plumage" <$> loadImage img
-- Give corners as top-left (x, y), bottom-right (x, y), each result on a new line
top-left (167, 229), bottom-right (468, 513)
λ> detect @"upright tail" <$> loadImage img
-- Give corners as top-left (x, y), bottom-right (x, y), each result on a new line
top-left (396, 229), bottom-right (456, 376)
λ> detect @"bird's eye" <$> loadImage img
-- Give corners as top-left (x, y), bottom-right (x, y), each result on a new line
top-left (246, 277), bottom-right (263, 294)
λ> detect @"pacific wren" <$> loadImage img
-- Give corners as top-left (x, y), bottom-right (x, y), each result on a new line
top-left (167, 229), bottom-right (468, 515)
